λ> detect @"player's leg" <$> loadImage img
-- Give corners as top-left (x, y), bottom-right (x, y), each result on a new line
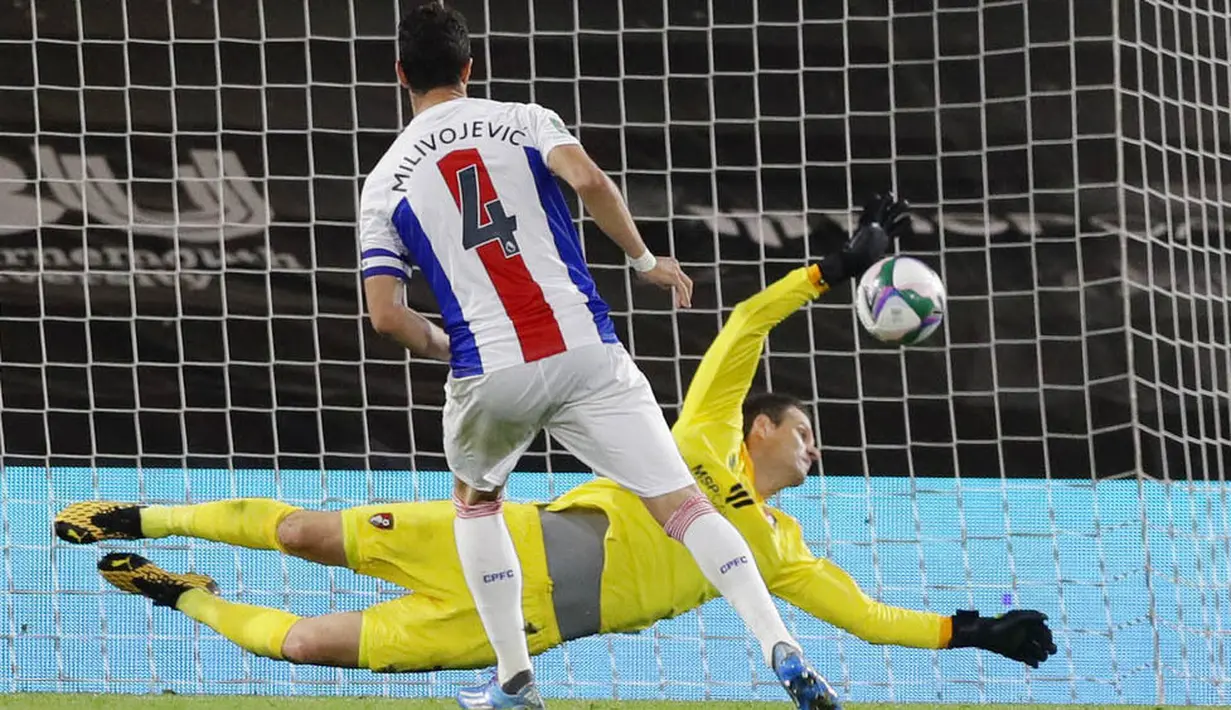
top-left (451, 477), bottom-right (536, 693)
top-left (55, 499), bottom-right (347, 567)
top-left (546, 344), bottom-right (838, 710)
top-left (178, 599), bottom-right (361, 668)
top-left (443, 368), bottom-right (549, 707)
top-left (96, 551), bottom-right (348, 665)
top-left (97, 548), bottom-right (571, 671)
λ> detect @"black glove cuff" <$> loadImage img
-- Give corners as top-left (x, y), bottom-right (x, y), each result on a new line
top-left (817, 252), bottom-right (847, 286)
top-left (947, 610), bottom-right (983, 649)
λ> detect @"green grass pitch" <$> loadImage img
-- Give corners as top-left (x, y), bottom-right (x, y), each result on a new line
top-left (0, 696), bottom-right (1213, 710)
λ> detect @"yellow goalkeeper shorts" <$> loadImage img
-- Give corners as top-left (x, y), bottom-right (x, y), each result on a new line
top-left (339, 500), bottom-right (562, 673)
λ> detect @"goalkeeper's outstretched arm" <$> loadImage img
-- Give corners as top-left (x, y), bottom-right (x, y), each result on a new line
top-left (676, 192), bottom-right (912, 434)
top-left (771, 555), bottom-right (1057, 668)
top-left (675, 266), bottom-right (826, 433)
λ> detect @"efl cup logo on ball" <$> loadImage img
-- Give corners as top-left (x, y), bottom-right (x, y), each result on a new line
top-left (855, 256), bottom-right (947, 346)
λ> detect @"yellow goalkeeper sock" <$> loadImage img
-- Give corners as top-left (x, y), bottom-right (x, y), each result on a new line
top-left (141, 499), bottom-right (298, 552)
top-left (176, 588), bottom-right (299, 660)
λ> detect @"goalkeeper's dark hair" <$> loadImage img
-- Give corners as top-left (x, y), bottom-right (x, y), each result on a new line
top-left (742, 392), bottom-right (810, 439)
top-left (397, 2), bottom-right (471, 93)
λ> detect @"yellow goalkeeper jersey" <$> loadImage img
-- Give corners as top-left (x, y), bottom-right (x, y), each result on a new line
top-left (546, 265), bottom-right (949, 649)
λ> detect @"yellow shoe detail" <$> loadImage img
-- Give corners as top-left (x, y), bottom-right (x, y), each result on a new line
top-left (54, 502), bottom-right (143, 544)
top-left (97, 553), bottom-right (218, 607)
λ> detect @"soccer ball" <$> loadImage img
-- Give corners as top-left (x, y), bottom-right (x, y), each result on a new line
top-left (854, 256), bottom-right (946, 345)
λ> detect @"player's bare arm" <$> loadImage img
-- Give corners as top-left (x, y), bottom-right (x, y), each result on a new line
top-left (546, 143), bottom-right (692, 308)
top-left (363, 274), bottom-right (451, 362)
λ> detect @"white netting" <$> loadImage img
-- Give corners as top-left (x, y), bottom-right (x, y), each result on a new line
top-left (1118, 0), bottom-right (1231, 703)
top-left (1, 0), bottom-right (1228, 704)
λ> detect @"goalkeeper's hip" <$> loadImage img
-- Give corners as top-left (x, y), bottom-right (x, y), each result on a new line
top-left (351, 507), bottom-right (610, 673)
top-left (339, 500), bottom-right (569, 672)
top-left (358, 588), bottom-right (563, 673)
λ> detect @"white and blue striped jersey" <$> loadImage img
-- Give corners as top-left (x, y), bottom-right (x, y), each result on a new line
top-left (358, 98), bottom-right (618, 378)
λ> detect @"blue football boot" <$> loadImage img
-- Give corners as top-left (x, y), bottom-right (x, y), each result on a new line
top-left (457, 672), bottom-right (545, 710)
top-left (772, 642), bottom-right (842, 710)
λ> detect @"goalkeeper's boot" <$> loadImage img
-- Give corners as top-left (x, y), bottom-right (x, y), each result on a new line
top-left (457, 671), bottom-right (545, 710)
top-left (97, 552), bottom-right (218, 608)
top-left (772, 642), bottom-right (842, 710)
top-left (55, 502), bottom-right (145, 545)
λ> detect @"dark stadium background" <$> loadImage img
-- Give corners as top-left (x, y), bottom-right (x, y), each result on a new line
top-left (0, 0), bottom-right (1225, 482)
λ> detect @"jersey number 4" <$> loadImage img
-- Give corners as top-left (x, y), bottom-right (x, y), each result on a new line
top-left (435, 147), bottom-right (566, 363)
top-left (438, 149), bottom-right (520, 257)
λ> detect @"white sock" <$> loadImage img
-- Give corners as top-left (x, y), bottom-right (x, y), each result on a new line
top-left (665, 495), bottom-right (797, 666)
top-left (453, 495), bottom-right (533, 686)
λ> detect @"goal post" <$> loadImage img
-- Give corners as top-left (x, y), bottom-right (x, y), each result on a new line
top-left (1119, 0), bottom-right (1231, 705)
top-left (1, 0), bottom-right (1228, 705)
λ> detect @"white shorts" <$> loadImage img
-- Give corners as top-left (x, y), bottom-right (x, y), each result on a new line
top-left (442, 343), bottom-right (694, 498)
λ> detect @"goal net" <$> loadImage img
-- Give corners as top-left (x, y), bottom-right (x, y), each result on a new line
top-left (1, 0), bottom-right (1228, 705)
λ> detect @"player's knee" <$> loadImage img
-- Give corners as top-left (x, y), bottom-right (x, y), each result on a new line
top-left (275, 512), bottom-right (348, 567)
top-left (280, 622), bottom-right (328, 665)
top-left (276, 620), bottom-right (359, 664)
top-left (275, 512), bottom-right (313, 555)
top-left (452, 477), bottom-right (502, 506)
top-left (642, 484), bottom-right (702, 527)
top-left (279, 624), bottom-right (311, 664)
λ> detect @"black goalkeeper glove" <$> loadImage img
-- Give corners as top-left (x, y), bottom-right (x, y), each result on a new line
top-left (817, 191), bottom-right (912, 285)
top-left (947, 609), bottom-right (1058, 669)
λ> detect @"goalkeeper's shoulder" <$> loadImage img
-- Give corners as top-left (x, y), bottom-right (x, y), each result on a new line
top-left (671, 419), bottom-right (737, 470)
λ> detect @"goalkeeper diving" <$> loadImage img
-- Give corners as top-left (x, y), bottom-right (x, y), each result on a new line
top-left (55, 194), bottom-right (1056, 676)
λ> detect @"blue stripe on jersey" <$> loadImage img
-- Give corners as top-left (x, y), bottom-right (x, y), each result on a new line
top-left (523, 147), bottom-right (618, 344)
top-left (362, 265), bottom-right (409, 280)
top-left (390, 197), bottom-right (484, 377)
top-left (361, 247), bottom-right (411, 264)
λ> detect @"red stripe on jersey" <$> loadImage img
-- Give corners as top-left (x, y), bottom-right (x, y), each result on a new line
top-left (437, 148), bottom-right (566, 363)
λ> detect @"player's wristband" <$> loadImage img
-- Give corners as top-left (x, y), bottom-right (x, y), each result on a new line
top-left (628, 251), bottom-right (657, 273)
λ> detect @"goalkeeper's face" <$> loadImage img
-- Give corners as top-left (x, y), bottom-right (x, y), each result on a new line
top-left (747, 406), bottom-right (819, 494)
